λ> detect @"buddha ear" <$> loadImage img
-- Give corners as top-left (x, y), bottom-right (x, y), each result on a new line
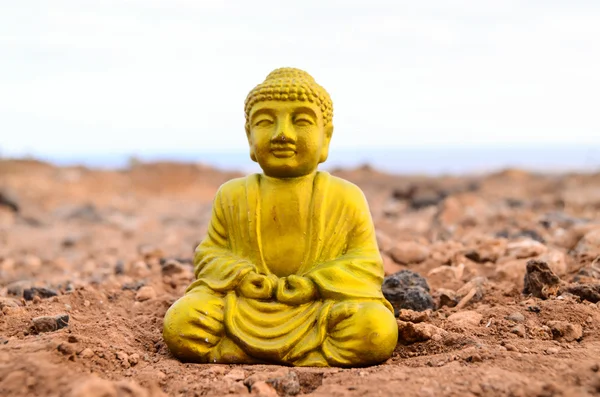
top-left (319, 124), bottom-right (334, 163)
top-left (246, 128), bottom-right (258, 162)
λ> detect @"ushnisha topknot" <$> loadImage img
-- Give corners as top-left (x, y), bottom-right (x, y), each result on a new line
top-left (244, 67), bottom-right (333, 133)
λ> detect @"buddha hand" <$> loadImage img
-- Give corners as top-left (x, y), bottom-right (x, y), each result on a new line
top-left (238, 271), bottom-right (278, 299)
top-left (276, 275), bottom-right (318, 306)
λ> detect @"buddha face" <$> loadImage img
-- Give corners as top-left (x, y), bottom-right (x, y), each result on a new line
top-left (247, 100), bottom-right (333, 178)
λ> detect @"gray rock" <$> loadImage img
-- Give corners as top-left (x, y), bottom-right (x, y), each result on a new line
top-left (32, 314), bottom-right (69, 333)
top-left (382, 270), bottom-right (435, 314)
top-left (23, 287), bottom-right (58, 301)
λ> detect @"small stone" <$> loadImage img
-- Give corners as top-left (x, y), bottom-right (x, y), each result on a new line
top-left (389, 241), bottom-right (430, 265)
top-left (114, 260), bottom-right (125, 275)
top-left (397, 320), bottom-right (447, 343)
top-left (251, 381), bottom-right (278, 397)
top-left (523, 260), bottom-right (562, 299)
top-left (0, 297), bottom-right (22, 309)
top-left (83, 300), bottom-right (91, 307)
top-left (574, 228), bottom-right (600, 260)
top-left (32, 313), bottom-right (69, 333)
top-left (116, 351), bottom-right (130, 368)
top-left (57, 343), bottom-right (75, 356)
top-left (546, 347), bottom-right (561, 354)
top-left (382, 270), bottom-right (435, 313)
top-left (135, 286), bottom-right (157, 302)
top-left (225, 368), bottom-right (246, 381)
top-left (128, 353), bottom-right (140, 366)
top-left (79, 348), bottom-right (95, 359)
top-left (506, 312), bottom-right (526, 323)
top-left (563, 284), bottom-right (600, 304)
top-left (230, 382), bottom-right (250, 394)
top-left (505, 343), bottom-right (518, 352)
top-left (436, 289), bottom-right (458, 308)
top-left (160, 259), bottom-right (189, 276)
top-left (398, 309), bottom-right (429, 323)
top-left (266, 371), bottom-right (301, 396)
top-left (446, 311), bottom-right (483, 328)
top-left (511, 324), bottom-right (526, 338)
top-left (6, 280), bottom-right (33, 297)
top-left (465, 238), bottom-right (507, 263)
top-left (547, 321), bottom-right (583, 342)
top-left (23, 286), bottom-right (58, 301)
top-left (506, 239), bottom-right (547, 259)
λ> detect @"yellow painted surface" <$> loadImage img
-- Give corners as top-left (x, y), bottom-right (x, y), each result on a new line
top-left (163, 68), bottom-right (397, 367)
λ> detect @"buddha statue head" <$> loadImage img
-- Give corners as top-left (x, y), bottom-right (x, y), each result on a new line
top-left (244, 68), bottom-right (334, 178)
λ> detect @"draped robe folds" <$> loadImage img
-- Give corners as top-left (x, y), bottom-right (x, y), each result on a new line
top-left (182, 171), bottom-right (394, 364)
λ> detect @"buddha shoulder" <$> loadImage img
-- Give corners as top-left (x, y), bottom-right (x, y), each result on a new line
top-left (214, 175), bottom-right (257, 202)
top-left (322, 173), bottom-right (370, 211)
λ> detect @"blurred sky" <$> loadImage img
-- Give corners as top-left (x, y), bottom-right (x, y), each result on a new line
top-left (1, 0), bottom-right (599, 160)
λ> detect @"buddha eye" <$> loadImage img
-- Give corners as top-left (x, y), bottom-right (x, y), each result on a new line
top-left (254, 118), bottom-right (274, 127)
top-left (293, 115), bottom-right (314, 126)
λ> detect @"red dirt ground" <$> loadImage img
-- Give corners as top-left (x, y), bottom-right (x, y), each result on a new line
top-left (1, 159), bottom-right (600, 396)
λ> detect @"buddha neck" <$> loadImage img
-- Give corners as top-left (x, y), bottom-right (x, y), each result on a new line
top-left (260, 171), bottom-right (317, 187)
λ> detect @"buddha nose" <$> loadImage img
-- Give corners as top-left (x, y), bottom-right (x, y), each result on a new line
top-left (271, 119), bottom-right (296, 145)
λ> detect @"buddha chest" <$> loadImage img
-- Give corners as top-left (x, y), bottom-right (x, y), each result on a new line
top-left (259, 177), bottom-right (313, 277)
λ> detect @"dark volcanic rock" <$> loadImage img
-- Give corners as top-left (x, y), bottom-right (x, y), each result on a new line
top-left (564, 284), bottom-right (600, 303)
top-left (523, 260), bottom-right (561, 299)
top-left (23, 287), bottom-right (58, 301)
top-left (382, 270), bottom-right (435, 314)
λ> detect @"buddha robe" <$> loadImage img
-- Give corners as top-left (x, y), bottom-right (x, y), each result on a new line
top-left (163, 171), bottom-right (398, 367)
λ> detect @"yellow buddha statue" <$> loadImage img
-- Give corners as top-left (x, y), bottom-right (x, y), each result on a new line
top-left (163, 67), bottom-right (398, 367)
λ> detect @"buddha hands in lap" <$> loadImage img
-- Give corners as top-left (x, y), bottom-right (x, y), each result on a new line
top-left (163, 68), bottom-right (398, 367)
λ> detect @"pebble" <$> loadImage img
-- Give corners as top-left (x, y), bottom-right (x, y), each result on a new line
top-left (57, 342), bottom-right (75, 356)
top-left (446, 311), bottom-right (483, 328)
top-left (389, 241), bottom-right (430, 265)
top-left (251, 381), bottom-right (279, 397)
top-left (506, 239), bottom-right (548, 259)
top-left (0, 297), bottom-right (22, 309)
top-left (230, 382), bottom-right (250, 394)
top-left (397, 320), bottom-right (447, 343)
top-left (546, 347), bottom-right (561, 354)
top-left (504, 343), bottom-right (518, 352)
top-left (574, 228), bottom-right (600, 259)
top-left (523, 260), bottom-right (561, 299)
top-left (398, 309), bottom-right (429, 323)
top-left (79, 348), bottom-right (95, 359)
top-left (547, 320), bottom-right (583, 342)
top-left (511, 324), bottom-right (526, 338)
top-left (265, 371), bottom-right (300, 396)
top-left (31, 313), bottom-right (69, 334)
top-left (23, 287), bottom-right (58, 301)
top-left (506, 312), bottom-right (526, 323)
top-left (436, 288), bottom-right (458, 308)
top-left (382, 270), bottom-right (435, 313)
top-left (128, 353), bottom-right (140, 366)
top-left (135, 286), bottom-right (157, 301)
top-left (224, 368), bottom-right (246, 381)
